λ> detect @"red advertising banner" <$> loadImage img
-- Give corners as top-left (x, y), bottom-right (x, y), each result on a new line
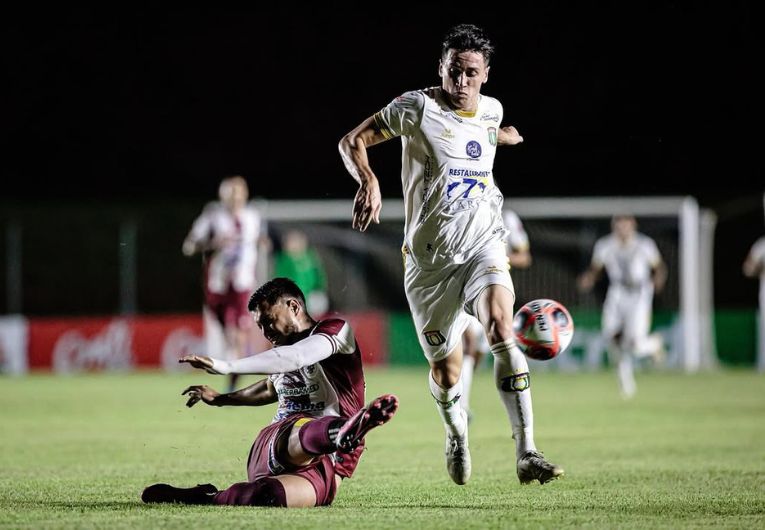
top-left (28, 315), bottom-right (204, 372)
top-left (26, 312), bottom-right (388, 372)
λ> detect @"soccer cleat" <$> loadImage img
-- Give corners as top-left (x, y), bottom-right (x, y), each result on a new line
top-left (336, 394), bottom-right (399, 452)
top-left (141, 483), bottom-right (218, 504)
top-left (517, 451), bottom-right (564, 485)
top-left (445, 411), bottom-right (471, 485)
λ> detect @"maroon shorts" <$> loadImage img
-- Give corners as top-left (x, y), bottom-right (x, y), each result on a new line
top-left (246, 414), bottom-right (338, 506)
top-left (204, 287), bottom-right (252, 330)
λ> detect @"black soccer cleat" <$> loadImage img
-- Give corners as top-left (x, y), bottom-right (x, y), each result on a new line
top-left (517, 451), bottom-right (564, 485)
top-left (336, 394), bottom-right (399, 452)
top-left (141, 483), bottom-right (218, 505)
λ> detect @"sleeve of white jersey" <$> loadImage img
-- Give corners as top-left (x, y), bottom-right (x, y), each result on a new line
top-left (645, 237), bottom-right (662, 267)
top-left (504, 210), bottom-right (529, 251)
top-left (373, 90), bottom-right (424, 139)
top-left (208, 334), bottom-right (335, 375)
top-left (751, 237), bottom-right (765, 263)
top-left (592, 237), bottom-right (607, 266)
top-left (186, 204), bottom-right (215, 244)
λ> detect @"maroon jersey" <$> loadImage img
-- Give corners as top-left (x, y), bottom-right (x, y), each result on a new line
top-left (268, 318), bottom-right (366, 477)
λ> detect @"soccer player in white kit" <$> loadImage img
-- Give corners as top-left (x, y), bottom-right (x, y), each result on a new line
top-left (183, 176), bottom-right (267, 392)
top-left (461, 209), bottom-right (532, 421)
top-left (743, 235), bottom-right (765, 372)
top-left (338, 24), bottom-right (563, 486)
top-left (578, 215), bottom-right (667, 398)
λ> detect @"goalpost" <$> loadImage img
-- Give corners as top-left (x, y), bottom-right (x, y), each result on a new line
top-left (255, 196), bottom-right (716, 373)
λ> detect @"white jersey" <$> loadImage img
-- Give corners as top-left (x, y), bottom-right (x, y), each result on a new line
top-left (592, 233), bottom-right (661, 294)
top-left (504, 209), bottom-right (529, 252)
top-left (185, 201), bottom-right (263, 294)
top-left (375, 87), bottom-right (506, 269)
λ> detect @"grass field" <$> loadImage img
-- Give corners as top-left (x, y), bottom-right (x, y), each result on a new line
top-left (1, 367), bottom-right (763, 529)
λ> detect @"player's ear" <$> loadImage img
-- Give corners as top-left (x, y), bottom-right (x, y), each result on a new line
top-left (289, 298), bottom-right (300, 315)
top-left (483, 65), bottom-right (490, 84)
top-left (438, 59), bottom-right (444, 77)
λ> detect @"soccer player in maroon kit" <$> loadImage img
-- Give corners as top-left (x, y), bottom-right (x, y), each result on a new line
top-left (141, 278), bottom-right (398, 507)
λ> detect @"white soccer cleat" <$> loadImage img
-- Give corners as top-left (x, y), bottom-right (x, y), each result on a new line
top-left (445, 412), bottom-right (471, 485)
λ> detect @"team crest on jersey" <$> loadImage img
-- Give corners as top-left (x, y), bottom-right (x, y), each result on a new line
top-left (423, 330), bottom-right (446, 346)
top-left (487, 127), bottom-right (497, 146)
top-left (466, 141), bottom-right (482, 158)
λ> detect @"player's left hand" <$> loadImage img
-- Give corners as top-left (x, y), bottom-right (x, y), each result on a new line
top-left (179, 355), bottom-right (218, 374)
top-left (182, 385), bottom-right (221, 408)
top-left (498, 126), bottom-right (524, 146)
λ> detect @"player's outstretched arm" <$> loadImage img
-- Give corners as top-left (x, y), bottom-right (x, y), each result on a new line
top-left (652, 259), bottom-right (668, 294)
top-left (182, 379), bottom-right (277, 408)
top-left (577, 263), bottom-right (603, 293)
top-left (338, 116), bottom-right (389, 232)
top-left (497, 125), bottom-right (524, 146)
top-left (179, 333), bottom-right (335, 375)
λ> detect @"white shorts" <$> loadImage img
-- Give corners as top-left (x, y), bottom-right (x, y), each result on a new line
top-left (602, 286), bottom-right (653, 348)
top-left (404, 241), bottom-right (515, 362)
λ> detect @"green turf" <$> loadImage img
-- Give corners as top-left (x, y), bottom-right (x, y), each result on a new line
top-left (1, 367), bottom-right (763, 528)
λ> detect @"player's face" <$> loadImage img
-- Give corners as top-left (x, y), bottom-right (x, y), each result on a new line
top-left (219, 180), bottom-right (248, 211)
top-left (439, 49), bottom-right (489, 112)
top-left (613, 217), bottom-right (637, 240)
top-left (253, 297), bottom-right (302, 346)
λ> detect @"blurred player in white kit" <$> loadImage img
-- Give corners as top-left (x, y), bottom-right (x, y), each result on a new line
top-left (339, 23), bottom-right (563, 486)
top-left (460, 209), bottom-right (532, 421)
top-left (742, 235), bottom-right (765, 372)
top-left (578, 214), bottom-right (667, 398)
top-left (183, 175), bottom-right (267, 392)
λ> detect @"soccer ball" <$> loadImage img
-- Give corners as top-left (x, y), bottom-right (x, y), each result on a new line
top-left (512, 299), bottom-right (574, 361)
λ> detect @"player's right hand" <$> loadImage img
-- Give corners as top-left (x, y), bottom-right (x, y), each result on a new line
top-left (179, 355), bottom-right (219, 374)
top-left (182, 385), bottom-right (221, 408)
top-left (352, 178), bottom-right (381, 232)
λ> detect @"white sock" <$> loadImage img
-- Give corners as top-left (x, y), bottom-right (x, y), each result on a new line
top-left (490, 339), bottom-right (536, 459)
top-left (617, 353), bottom-right (637, 398)
top-left (460, 355), bottom-right (476, 413)
top-left (428, 371), bottom-right (467, 437)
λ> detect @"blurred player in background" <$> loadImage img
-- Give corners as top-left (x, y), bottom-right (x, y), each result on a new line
top-left (339, 23), bottom-right (563, 486)
top-left (461, 209), bottom-right (532, 421)
top-left (742, 235), bottom-right (765, 372)
top-left (142, 278), bottom-right (398, 507)
top-left (273, 229), bottom-right (329, 317)
top-left (182, 175), bottom-right (268, 392)
top-left (578, 214), bottom-right (667, 398)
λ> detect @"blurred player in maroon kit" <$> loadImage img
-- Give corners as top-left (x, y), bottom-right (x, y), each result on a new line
top-left (141, 278), bottom-right (398, 508)
top-left (182, 175), bottom-right (268, 392)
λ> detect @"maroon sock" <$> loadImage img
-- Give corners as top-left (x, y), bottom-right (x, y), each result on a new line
top-left (214, 478), bottom-right (287, 507)
top-left (297, 416), bottom-right (346, 455)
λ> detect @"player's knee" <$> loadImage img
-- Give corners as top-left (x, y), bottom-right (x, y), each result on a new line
top-left (214, 478), bottom-right (288, 507)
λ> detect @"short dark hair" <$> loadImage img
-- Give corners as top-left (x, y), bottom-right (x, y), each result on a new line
top-left (248, 277), bottom-right (306, 312)
top-left (441, 24), bottom-right (494, 65)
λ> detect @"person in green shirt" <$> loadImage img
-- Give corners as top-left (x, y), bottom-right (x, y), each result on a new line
top-left (274, 229), bottom-right (329, 316)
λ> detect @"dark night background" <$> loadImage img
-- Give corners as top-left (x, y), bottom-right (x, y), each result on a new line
top-left (2, 3), bottom-right (763, 311)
